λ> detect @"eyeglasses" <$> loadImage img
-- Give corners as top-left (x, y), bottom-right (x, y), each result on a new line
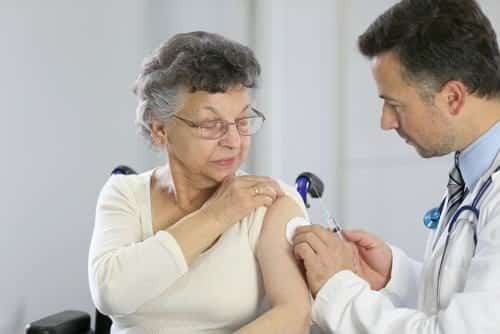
top-left (172, 108), bottom-right (266, 140)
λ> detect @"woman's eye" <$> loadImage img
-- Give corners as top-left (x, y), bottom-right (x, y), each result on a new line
top-left (237, 118), bottom-right (250, 127)
top-left (202, 120), bottom-right (225, 129)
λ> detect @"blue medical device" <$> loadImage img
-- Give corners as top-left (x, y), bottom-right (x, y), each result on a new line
top-left (295, 172), bottom-right (344, 237)
top-left (423, 202), bottom-right (445, 230)
top-left (423, 166), bottom-right (500, 243)
top-left (295, 172), bottom-right (324, 208)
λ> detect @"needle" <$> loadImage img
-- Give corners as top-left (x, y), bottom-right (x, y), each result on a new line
top-left (310, 182), bottom-right (345, 240)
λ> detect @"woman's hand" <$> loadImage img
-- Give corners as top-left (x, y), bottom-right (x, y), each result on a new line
top-left (201, 175), bottom-right (284, 228)
top-left (168, 175), bottom-right (284, 265)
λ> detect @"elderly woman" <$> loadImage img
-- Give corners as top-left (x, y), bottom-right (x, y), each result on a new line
top-left (88, 31), bottom-right (311, 333)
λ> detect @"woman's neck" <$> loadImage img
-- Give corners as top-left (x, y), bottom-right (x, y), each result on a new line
top-left (156, 163), bottom-right (217, 213)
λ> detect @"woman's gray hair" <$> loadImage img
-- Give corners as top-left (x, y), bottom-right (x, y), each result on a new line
top-left (133, 31), bottom-right (261, 146)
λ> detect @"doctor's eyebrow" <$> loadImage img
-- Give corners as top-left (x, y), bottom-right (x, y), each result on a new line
top-left (379, 94), bottom-right (401, 104)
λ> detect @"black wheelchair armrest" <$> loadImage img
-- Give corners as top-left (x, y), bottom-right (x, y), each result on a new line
top-left (26, 310), bottom-right (92, 334)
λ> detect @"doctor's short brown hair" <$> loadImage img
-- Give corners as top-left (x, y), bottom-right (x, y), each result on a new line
top-left (358, 0), bottom-right (500, 99)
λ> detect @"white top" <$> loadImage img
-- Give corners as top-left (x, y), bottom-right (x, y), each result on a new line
top-left (88, 169), bottom-right (306, 334)
top-left (312, 154), bottom-right (500, 333)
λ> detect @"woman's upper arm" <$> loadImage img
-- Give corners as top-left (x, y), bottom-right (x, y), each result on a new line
top-left (89, 175), bottom-right (188, 315)
top-left (255, 194), bottom-right (311, 308)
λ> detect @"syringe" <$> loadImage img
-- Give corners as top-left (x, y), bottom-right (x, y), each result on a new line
top-left (310, 182), bottom-right (345, 240)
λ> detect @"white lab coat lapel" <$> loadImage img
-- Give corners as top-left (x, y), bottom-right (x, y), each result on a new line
top-left (419, 152), bottom-right (500, 314)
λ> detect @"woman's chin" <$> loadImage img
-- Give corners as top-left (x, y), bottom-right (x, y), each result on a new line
top-left (215, 169), bottom-right (237, 181)
top-left (209, 165), bottom-right (239, 182)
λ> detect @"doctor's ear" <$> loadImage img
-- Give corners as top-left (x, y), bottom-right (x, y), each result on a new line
top-left (440, 80), bottom-right (467, 116)
top-left (150, 120), bottom-right (168, 146)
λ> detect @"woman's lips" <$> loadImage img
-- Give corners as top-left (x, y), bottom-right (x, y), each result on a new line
top-left (211, 158), bottom-right (237, 168)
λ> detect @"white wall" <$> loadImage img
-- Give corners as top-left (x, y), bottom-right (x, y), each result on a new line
top-left (0, 1), bottom-right (154, 332)
top-left (251, 0), bottom-right (342, 227)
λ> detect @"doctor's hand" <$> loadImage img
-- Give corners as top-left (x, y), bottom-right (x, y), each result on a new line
top-left (292, 225), bottom-right (356, 297)
top-left (343, 229), bottom-right (392, 290)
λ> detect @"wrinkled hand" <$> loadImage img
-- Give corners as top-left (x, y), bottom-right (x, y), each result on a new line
top-left (343, 229), bottom-right (392, 290)
top-left (292, 225), bottom-right (356, 297)
top-left (201, 175), bottom-right (284, 228)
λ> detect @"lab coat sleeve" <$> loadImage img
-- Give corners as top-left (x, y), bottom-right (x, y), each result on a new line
top-left (88, 175), bottom-right (188, 316)
top-left (311, 186), bottom-right (500, 333)
top-left (379, 245), bottom-right (421, 308)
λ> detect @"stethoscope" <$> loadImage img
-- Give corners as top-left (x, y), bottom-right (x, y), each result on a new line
top-left (423, 165), bottom-right (500, 242)
top-left (423, 166), bottom-right (500, 308)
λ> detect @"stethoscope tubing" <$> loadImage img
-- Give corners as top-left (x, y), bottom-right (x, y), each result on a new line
top-left (435, 167), bottom-right (499, 309)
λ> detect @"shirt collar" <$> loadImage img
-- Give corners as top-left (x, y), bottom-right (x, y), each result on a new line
top-left (459, 121), bottom-right (500, 191)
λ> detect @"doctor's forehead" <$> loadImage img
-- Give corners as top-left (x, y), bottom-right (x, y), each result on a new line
top-left (371, 52), bottom-right (408, 97)
top-left (371, 52), bottom-right (404, 81)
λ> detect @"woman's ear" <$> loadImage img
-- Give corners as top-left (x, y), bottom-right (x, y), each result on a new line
top-left (440, 80), bottom-right (467, 116)
top-left (151, 120), bottom-right (167, 146)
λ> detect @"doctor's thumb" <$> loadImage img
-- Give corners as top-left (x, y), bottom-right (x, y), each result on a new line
top-left (342, 229), bottom-right (380, 248)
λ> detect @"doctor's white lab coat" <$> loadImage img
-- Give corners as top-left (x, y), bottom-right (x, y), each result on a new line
top-left (312, 154), bottom-right (500, 333)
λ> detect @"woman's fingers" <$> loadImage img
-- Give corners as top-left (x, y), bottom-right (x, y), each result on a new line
top-left (235, 175), bottom-right (285, 197)
top-left (202, 175), bottom-right (286, 227)
top-left (253, 194), bottom-right (275, 208)
top-left (251, 184), bottom-right (280, 201)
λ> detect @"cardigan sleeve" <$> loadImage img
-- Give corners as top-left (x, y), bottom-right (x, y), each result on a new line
top-left (88, 175), bottom-right (188, 316)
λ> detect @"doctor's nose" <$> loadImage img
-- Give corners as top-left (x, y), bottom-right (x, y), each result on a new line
top-left (380, 108), bottom-right (399, 131)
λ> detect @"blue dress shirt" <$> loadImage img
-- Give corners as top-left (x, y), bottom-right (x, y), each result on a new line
top-left (459, 121), bottom-right (500, 191)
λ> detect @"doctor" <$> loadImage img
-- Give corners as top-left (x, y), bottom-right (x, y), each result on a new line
top-left (293, 0), bottom-right (500, 332)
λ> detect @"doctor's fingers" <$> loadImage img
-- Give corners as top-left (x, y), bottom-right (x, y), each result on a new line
top-left (293, 243), bottom-right (321, 270)
top-left (350, 243), bottom-right (362, 274)
top-left (295, 225), bottom-right (338, 246)
top-left (342, 229), bottom-right (382, 249)
top-left (293, 231), bottom-right (329, 255)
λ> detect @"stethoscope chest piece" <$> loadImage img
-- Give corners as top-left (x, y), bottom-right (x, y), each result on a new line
top-left (424, 207), bottom-right (441, 229)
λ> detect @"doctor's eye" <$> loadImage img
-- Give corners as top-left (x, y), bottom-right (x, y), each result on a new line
top-left (389, 104), bottom-right (402, 113)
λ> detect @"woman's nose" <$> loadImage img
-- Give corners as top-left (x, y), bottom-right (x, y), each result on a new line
top-left (219, 123), bottom-right (241, 147)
